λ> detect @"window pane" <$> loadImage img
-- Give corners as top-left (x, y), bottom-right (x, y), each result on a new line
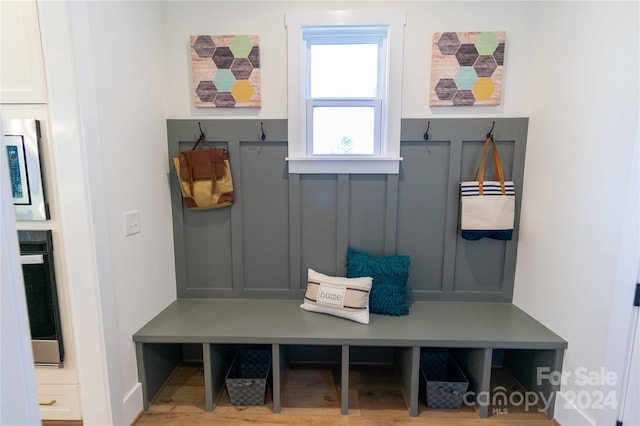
top-left (310, 44), bottom-right (378, 98)
top-left (312, 107), bottom-right (375, 155)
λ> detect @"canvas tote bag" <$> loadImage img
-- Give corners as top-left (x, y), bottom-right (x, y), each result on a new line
top-left (173, 141), bottom-right (234, 210)
top-left (460, 137), bottom-right (515, 241)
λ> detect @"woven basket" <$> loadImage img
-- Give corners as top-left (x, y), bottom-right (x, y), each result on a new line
top-left (420, 350), bottom-right (469, 409)
top-left (225, 349), bottom-right (271, 406)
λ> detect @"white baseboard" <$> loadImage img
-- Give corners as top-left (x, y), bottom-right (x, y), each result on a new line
top-left (554, 392), bottom-right (596, 426)
top-left (123, 382), bottom-right (143, 426)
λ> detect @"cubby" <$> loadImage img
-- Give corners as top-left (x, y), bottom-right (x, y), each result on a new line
top-left (278, 345), bottom-right (342, 412)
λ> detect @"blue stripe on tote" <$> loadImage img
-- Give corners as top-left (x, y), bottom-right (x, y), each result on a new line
top-left (461, 187), bottom-right (514, 192)
top-left (461, 185), bottom-right (514, 190)
top-left (461, 192), bottom-right (515, 196)
top-left (461, 229), bottom-right (513, 241)
top-left (461, 182), bottom-right (514, 186)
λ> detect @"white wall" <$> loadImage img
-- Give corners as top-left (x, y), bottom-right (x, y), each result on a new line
top-left (39, 2), bottom-right (116, 422)
top-left (513, 2), bottom-right (639, 425)
top-left (39, 1), bottom-right (176, 424)
top-left (162, 1), bottom-right (537, 119)
top-left (70, 1), bottom-right (177, 423)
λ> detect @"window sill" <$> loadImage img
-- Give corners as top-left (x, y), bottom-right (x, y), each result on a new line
top-left (286, 156), bottom-right (402, 174)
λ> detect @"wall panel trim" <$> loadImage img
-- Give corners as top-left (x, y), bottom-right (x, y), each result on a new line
top-left (167, 118), bottom-right (528, 302)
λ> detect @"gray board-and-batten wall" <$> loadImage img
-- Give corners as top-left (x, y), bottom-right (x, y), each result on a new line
top-left (167, 118), bottom-right (528, 303)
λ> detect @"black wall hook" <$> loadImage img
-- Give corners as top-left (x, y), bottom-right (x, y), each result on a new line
top-left (423, 121), bottom-right (431, 141)
top-left (260, 122), bottom-right (266, 141)
top-left (192, 122), bottom-right (206, 150)
top-left (486, 121), bottom-right (496, 139)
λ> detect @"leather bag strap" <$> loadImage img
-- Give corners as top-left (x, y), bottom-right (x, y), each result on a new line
top-left (476, 137), bottom-right (506, 195)
top-left (180, 151), bottom-right (196, 195)
top-left (209, 148), bottom-right (217, 195)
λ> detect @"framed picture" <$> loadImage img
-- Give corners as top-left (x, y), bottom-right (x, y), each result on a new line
top-left (429, 31), bottom-right (506, 106)
top-left (2, 119), bottom-right (49, 220)
top-left (191, 35), bottom-right (261, 108)
top-left (5, 135), bottom-right (31, 205)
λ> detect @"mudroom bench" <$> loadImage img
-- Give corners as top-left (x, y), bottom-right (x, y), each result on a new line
top-left (133, 298), bottom-right (567, 419)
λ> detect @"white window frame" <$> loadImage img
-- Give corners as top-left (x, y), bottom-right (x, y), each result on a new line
top-left (285, 9), bottom-right (406, 174)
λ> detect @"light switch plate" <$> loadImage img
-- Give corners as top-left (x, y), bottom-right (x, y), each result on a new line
top-left (124, 211), bottom-right (141, 236)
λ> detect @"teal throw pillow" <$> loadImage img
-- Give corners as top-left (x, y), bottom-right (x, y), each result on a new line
top-left (346, 247), bottom-right (410, 316)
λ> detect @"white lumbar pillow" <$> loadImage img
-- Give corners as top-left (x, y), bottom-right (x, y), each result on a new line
top-left (300, 268), bottom-right (372, 324)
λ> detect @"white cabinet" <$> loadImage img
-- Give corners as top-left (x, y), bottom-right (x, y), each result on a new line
top-left (1, 105), bottom-right (82, 421)
top-left (1, 1), bottom-right (82, 412)
top-left (0, 0), bottom-right (47, 104)
top-left (37, 384), bottom-right (82, 421)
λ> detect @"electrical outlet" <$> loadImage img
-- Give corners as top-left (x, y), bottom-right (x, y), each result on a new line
top-left (124, 211), bottom-right (141, 237)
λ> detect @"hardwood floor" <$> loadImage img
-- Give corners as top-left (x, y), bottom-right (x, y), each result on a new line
top-left (133, 362), bottom-right (560, 426)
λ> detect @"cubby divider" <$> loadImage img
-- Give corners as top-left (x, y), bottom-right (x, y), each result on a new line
top-left (451, 347), bottom-right (493, 417)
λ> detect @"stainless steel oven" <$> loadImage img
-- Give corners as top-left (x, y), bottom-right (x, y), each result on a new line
top-left (18, 230), bottom-right (64, 367)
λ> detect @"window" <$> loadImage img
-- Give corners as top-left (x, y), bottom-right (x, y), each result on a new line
top-left (286, 10), bottom-right (406, 174)
top-left (306, 28), bottom-right (384, 156)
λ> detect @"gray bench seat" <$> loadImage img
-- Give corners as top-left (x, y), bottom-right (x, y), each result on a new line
top-left (133, 299), bottom-right (566, 418)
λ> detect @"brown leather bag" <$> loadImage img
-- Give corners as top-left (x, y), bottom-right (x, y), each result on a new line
top-left (173, 147), bottom-right (234, 210)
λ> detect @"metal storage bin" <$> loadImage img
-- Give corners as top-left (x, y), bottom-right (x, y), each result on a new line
top-left (225, 349), bottom-right (271, 406)
top-left (420, 350), bottom-right (469, 409)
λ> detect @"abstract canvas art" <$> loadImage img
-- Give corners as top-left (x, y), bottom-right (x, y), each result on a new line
top-left (429, 32), bottom-right (505, 106)
top-left (191, 35), bottom-right (261, 108)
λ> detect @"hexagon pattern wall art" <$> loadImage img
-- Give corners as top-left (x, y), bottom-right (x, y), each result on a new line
top-left (429, 32), bottom-right (505, 106)
top-left (191, 35), bottom-right (261, 108)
